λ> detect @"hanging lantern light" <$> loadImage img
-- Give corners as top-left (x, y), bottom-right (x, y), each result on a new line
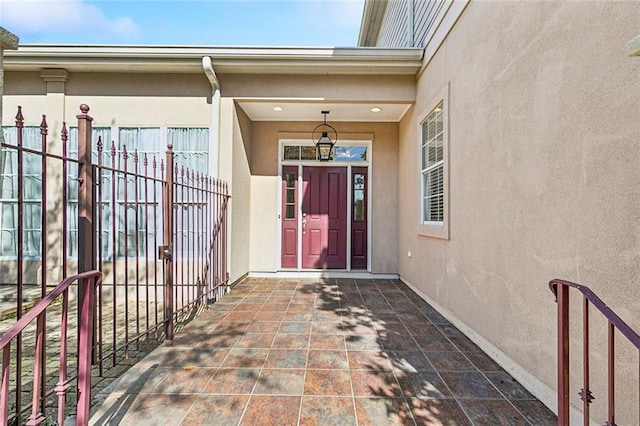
top-left (312, 110), bottom-right (337, 161)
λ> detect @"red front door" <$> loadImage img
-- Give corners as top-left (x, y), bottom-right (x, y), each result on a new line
top-left (301, 166), bottom-right (347, 269)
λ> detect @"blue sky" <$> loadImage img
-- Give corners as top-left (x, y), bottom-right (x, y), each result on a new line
top-left (0, 0), bottom-right (365, 46)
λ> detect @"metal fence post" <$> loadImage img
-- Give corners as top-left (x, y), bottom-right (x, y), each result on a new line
top-left (77, 103), bottom-right (96, 275)
top-left (163, 144), bottom-right (174, 341)
top-left (76, 104), bottom-right (97, 374)
top-left (557, 284), bottom-right (569, 425)
top-left (76, 274), bottom-right (97, 426)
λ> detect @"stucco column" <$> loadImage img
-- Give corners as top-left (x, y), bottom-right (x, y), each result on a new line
top-left (202, 56), bottom-right (221, 178)
top-left (0, 27), bottom-right (19, 145)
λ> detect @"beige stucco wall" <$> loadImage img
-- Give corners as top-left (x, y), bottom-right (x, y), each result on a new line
top-left (398, 1), bottom-right (640, 421)
top-left (1, 70), bottom-right (217, 286)
top-left (219, 73), bottom-right (415, 102)
top-left (226, 102), bottom-right (252, 282)
top-left (3, 72), bottom-right (211, 127)
top-left (249, 120), bottom-right (398, 274)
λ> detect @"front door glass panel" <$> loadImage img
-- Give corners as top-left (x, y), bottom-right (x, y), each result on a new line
top-left (351, 167), bottom-right (367, 269)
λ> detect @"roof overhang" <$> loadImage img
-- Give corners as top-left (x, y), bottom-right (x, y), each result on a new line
top-left (357, 0), bottom-right (388, 47)
top-left (4, 44), bottom-right (421, 122)
top-left (4, 44), bottom-right (423, 75)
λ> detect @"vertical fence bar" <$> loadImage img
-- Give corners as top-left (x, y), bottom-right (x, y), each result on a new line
top-left (200, 173), bottom-right (205, 303)
top-left (201, 176), bottom-right (207, 301)
top-left (61, 123), bottom-right (68, 278)
top-left (0, 346), bottom-right (10, 424)
top-left (54, 292), bottom-right (69, 426)
top-left (179, 165), bottom-right (184, 312)
top-left (215, 179), bottom-right (220, 296)
top-left (580, 298), bottom-right (592, 425)
top-left (76, 276), bottom-right (97, 426)
top-left (38, 114), bottom-right (48, 418)
top-left (110, 141), bottom-right (117, 366)
top-left (133, 150), bottom-right (140, 349)
top-left (39, 115), bottom-right (48, 293)
top-left (179, 166), bottom-right (185, 313)
top-left (154, 157), bottom-right (160, 337)
top-left (14, 106), bottom-right (24, 425)
top-left (164, 145), bottom-right (174, 340)
top-left (197, 173), bottom-right (204, 304)
top-left (215, 179), bottom-right (220, 295)
top-left (143, 154), bottom-right (150, 338)
top-left (190, 170), bottom-right (195, 305)
top-left (557, 283), bottom-right (569, 426)
top-left (224, 182), bottom-right (228, 287)
top-left (27, 314), bottom-right (45, 425)
top-left (122, 145), bottom-right (130, 357)
top-left (219, 180), bottom-right (224, 296)
top-left (220, 181), bottom-right (225, 292)
top-left (210, 177), bottom-right (213, 298)
top-left (96, 137), bottom-right (104, 375)
top-left (178, 166), bottom-right (184, 310)
top-left (186, 169), bottom-right (190, 305)
top-left (607, 322), bottom-right (615, 425)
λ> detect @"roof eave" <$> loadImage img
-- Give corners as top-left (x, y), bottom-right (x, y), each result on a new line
top-left (4, 45), bottom-right (423, 75)
top-left (357, 0), bottom-right (388, 47)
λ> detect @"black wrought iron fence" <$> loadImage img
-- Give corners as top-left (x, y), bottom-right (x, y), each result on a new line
top-left (0, 104), bottom-right (230, 424)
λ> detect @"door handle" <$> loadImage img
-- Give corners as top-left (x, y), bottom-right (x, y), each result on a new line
top-left (302, 218), bottom-right (307, 234)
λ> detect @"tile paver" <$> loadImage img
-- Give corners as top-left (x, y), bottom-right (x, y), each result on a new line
top-left (89, 277), bottom-right (556, 425)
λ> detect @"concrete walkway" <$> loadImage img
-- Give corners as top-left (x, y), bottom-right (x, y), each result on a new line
top-left (89, 277), bottom-right (556, 425)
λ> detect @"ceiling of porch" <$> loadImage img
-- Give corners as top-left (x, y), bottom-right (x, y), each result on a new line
top-left (236, 101), bottom-right (412, 122)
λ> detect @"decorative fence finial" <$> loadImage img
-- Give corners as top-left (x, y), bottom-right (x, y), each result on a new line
top-left (15, 105), bottom-right (24, 123)
top-left (40, 115), bottom-right (48, 134)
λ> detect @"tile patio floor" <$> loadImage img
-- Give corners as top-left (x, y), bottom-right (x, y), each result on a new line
top-left (89, 277), bottom-right (556, 425)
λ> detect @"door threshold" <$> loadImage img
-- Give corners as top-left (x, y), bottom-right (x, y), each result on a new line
top-left (248, 271), bottom-right (400, 280)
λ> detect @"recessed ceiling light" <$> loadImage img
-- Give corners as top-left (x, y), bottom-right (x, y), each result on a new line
top-left (370, 107), bottom-right (382, 113)
top-left (273, 106), bottom-right (283, 112)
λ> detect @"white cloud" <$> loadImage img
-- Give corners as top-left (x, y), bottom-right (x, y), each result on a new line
top-left (0, 0), bottom-right (142, 41)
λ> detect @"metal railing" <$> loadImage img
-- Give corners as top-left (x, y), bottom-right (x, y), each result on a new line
top-left (0, 104), bottom-right (230, 424)
top-left (0, 270), bottom-right (102, 425)
top-left (549, 279), bottom-right (640, 425)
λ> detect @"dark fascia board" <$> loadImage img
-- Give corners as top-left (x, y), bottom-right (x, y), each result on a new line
top-left (4, 44), bottom-right (423, 75)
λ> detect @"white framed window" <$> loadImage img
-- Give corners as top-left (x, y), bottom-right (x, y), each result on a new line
top-left (0, 127), bottom-right (42, 257)
top-left (281, 143), bottom-right (368, 163)
top-left (418, 85), bottom-right (449, 239)
top-left (111, 127), bottom-right (210, 260)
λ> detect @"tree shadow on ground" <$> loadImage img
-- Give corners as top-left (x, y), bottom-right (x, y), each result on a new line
top-left (297, 277), bottom-right (545, 425)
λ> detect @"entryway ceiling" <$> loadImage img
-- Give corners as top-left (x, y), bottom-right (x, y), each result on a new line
top-left (236, 101), bottom-right (412, 122)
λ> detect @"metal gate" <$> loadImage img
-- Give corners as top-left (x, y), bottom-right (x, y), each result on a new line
top-left (0, 104), bottom-right (230, 424)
